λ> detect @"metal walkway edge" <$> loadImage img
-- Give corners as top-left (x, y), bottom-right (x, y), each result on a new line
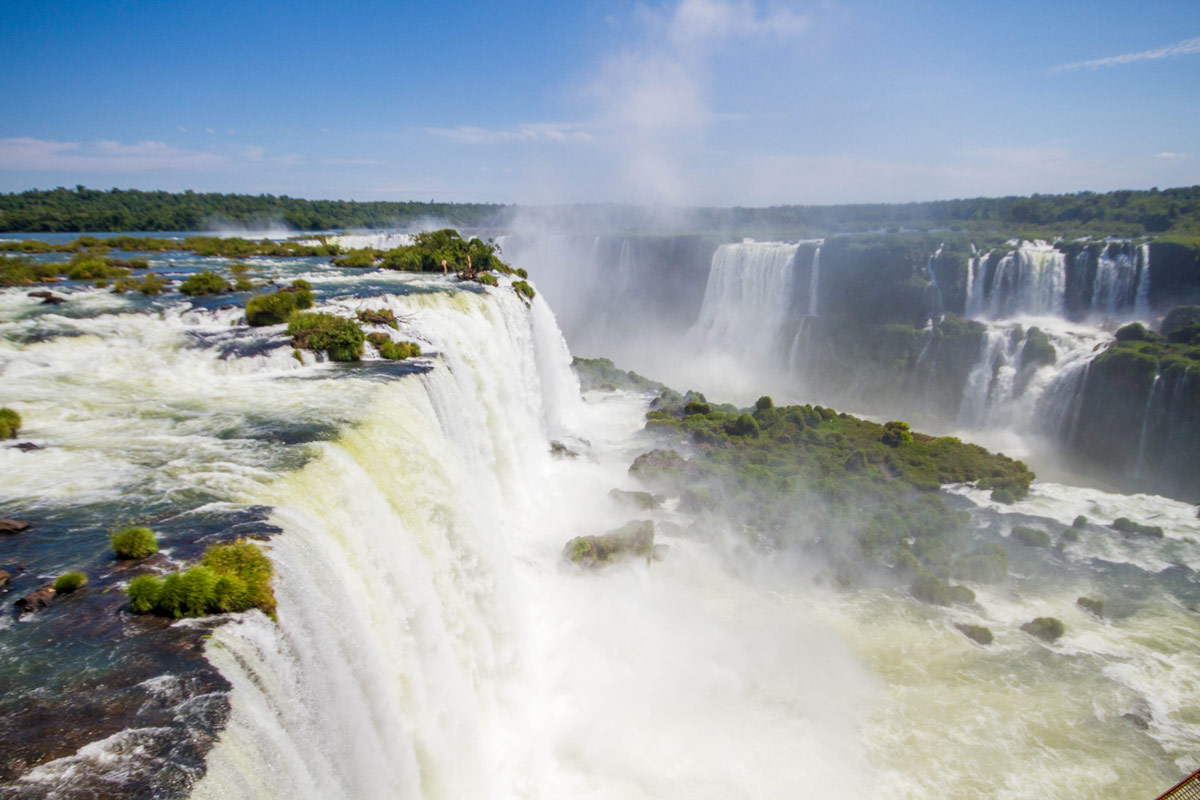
top-left (1156, 769), bottom-right (1200, 800)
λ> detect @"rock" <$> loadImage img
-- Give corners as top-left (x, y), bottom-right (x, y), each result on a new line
top-left (8, 442), bottom-right (42, 452)
top-left (0, 569), bottom-right (10, 588)
top-left (563, 520), bottom-right (655, 568)
top-left (15, 585), bottom-right (55, 613)
top-left (956, 623), bottom-right (993, 645)
top-left (608, 488), bottom-right (662, 511)
top-left (1111, 517), bottom-right (1164, 538)
top-left (27, 290), bottom-right (53, 299)
top-left (0, 519), bottom-right (31, 535)
top-left (1021, 616), bottom-right (1064, 642)
top-left (1077, 596), bottom-right (1105, 617)
top-left (549, 441), bottom-right (579, 459)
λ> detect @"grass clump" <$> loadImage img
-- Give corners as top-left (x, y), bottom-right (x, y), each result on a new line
top-left (112, 273), bottom-right (168, 295)
top-left (179, 270), bottom-right (231, 296)
top-left (125, 539), bottom-right (275, 619)
top-left (245, 284), bottom-right (314, 326)
top-left (512, 279), bottom-right (535, 300)
top-left (53, 572), bottom-right (87, 593)
top-left (111, 526), bottom-right (159, 559)
top-left (0, 255), bottom-right (60, 286)
top-left (288, 312), bottom-right (364, 361)
top-left (366, 332), bottom-right (421, 360)
top-left (0, 407), bottom-right (21, 439)
top-left (475, 272), bottom-right (498, 286)
top-left (356, 308), bottom-right (398, 329)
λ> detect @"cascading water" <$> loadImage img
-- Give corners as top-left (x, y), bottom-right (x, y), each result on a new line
top-left (967, 241), bottom-right (1067, 319)
top-left (688, 241), bottom-right (805, 389)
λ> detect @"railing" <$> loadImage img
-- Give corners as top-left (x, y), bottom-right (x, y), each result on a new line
top-left (1156, 769), bottom-right (1200, 800)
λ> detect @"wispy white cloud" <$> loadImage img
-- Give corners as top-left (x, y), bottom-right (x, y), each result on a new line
top-left (426, 123), bottom-right (594, 145)
top-left (1051, 35), bottom-right (1200, 72)
top-left (0, 137), bottom-right (228, 171)
top-left (1154, 151), bottom-right (1194, 159)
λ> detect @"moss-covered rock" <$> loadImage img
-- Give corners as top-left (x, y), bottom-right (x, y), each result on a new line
top-left (1111, 516), bottom-right (1164, 538)
top-left (53, 572), bottom-right (87, 594)
top-left (956, 623), bottom-right (993, 645)
top-left (366, 332), bottom-right (421, 360)
top-left (126, 539), bottom-right (275, 619)
top-left (288, 312), bottom-right (365, 361)
top-left (1021, 617), bottom-right (1064, 642)
top-left (608, 488), bottom-right (662, 511)
top-left (562, 520), bottom-right (655, 568)
top-left (1011, 525), bottom-right (1051, 548)
top-left (356, 308), bottom-right (399, 329)
top-left (911, 571), bottom-right (952, 606)
top-left (245, 285), bottom-right (314, 326)
top-left (1077, 596), bottom-right (1104, 617)
top-left (179, 269), bottom-right (231, 296)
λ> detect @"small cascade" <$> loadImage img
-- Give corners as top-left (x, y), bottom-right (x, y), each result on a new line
top-left (807, 246), bottom-right (822, 317)
top-left (1037, 360), bottom-right (1092, 448)
top-left (971, 241), bottom-right (1067, 318)
top-left (691, 241), bottom-right (802, 366)
top-left (926, 245), bottom-right (944, 320)
top-left (1091, 244), bottom-right (1142, 315)
top-left (1135, 373), bottom-right (1165, 477)
top-left (1134, 242), bottom-right (1152, 316)
top-left (956, 329), bottom-right (1018, 428)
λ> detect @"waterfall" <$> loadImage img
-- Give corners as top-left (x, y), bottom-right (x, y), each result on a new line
top-left (691, 241), bottom-right (802, 366)
top-left (1135, 373), bottom-right (1164, 478)
top-left (956, 329), bottom-right (1015, 428)
top-left (974, 241), bottom-right (1067, 318)
top-left (1134, 242), bottom-right (1152, 316)
top-left (1091, 244), bottom-right (1143, 316)
top-left (807, 246), bottom-right (822, 317)
top-left (926, 245), bottom-right (944, 320)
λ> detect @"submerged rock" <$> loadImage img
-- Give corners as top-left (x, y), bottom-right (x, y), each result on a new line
top-left (15, 585), bottom-right (56, 614)
top-left (1021, 616), bottom-right (1065, 642)
top-left (956, 623), bottom-right (993, 645)
top-left (8, 442), bottom-right (42, 452)
top-left (563, 520), bottom-right (655, 568)
top-left (608, 488), bottom-right (662, 511)
top-left (0, 519), bottom-right (30, 535)
top-left (549, 440), bottom-right (579, 459)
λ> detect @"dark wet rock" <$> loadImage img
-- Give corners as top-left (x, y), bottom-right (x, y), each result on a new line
top-left (14, 585), bottom-right (56, 614)
top-left (8, 441), bottom-right (42, 451)
top-left (0, 519), bottom-right (30, 535)
top-left (956, 623), bottom-right (993, 645)
top-left (29, 290), bottom-right (67, 305)
top-left (608, 488), bottom-right (662, 511)
top-left (550, 440), bottom-right (579, 459)
top-left (27, 290), bottom-right (53, 299)
top-left (1111, 517), bottom-right (1164, 538)
top-left (1021, 616), bottom-right (1065, 642)
top-left (1122, 710), bottom-right (1151, 730)
top-left (563, 520), bottom-right (655, 568)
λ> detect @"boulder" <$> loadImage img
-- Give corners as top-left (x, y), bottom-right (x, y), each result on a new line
top-left (9, 442), bottom-right (42, 451)
top-left (956, 623), bottom-right (993, 645)
top-left (608, 488), bottom-right (662, 511)
top-left (0, 519), bottom-right (30, 535)
top-left (563, 520), bottom-right (655, 568)
top-left (1021, 616), bottom-right (1064, 642)
top-left (0, 569), bottom-right (10, 588)
top-left (15, 585), bottom-right (55, 613)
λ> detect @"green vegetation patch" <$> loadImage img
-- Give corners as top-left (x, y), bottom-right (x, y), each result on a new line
top-left (356, 308), bottom-right (398, 329)
top-left (512, 279), bottom-right (535, 300)
top-left (111, 526), bottom-right (159, 559)
top-left (53, 572), bottom-right (87, 593)
top-left (1011, 525), bottom-right (1051, 548)
top-left (126, 539), bottom-right (275, 619)
top-left (179, 270), bottom-right (231, 296)
top-left (572, 357), bottom-right (666, 393)
top-left (246, 282), bottom-right (315, 326)
top-left (366, 332), bottom-right (421, 360)
top-left (288, 312), bottom-right (365, 361)
top-left (1111, 516), bottom-right (1165, 538)
top-left (0, 407), bottom-right (21, 439)
top-left (1021, 616), bottom-right (1065, 642)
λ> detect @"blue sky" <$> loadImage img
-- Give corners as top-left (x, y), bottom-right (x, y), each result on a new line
top-left (1, 0), bottom-right (1198, 205)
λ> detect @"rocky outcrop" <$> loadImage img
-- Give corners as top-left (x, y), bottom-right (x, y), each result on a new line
top-left (608, 488), bottom-right (662, 511)
top-left (15, 585), bottom-right (55, 614)
top-left (563, 520), bottom-right (655, 568)
top-left (0, 519), bottom-right (30, 535)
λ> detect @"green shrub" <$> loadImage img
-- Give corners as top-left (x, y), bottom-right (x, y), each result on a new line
top-left (332, 249), bottom-right (378, 268)
top-left (53, 572), bottom-right (87, 593)
top-left (367, 332), bottom-right (421, 360)
top-left (512, 279), bottom-right (535, 300)
top-left (683, 400), bottom-right (712, 416)
top-left (1012, 525), bottom-right (1051, 548)
top-left (245, 287), bottom-right (313, 326)
top-left (726, 413), bottom-right (760, 438)
top-left (881, 420), bottom-right (912, 447)
top-left (111, 526), bottom-right (158, 559)
top-left (356, 308), bottom-right (399, 329)
top-left (475, 272), bottom-right (498, 286)
top-left (180, 270), bottom-right (231, 296)
top-left (949, 584), bottom-right (976, 604)
top-left (125, 539), bottom-right (275, 619)
top-left (65, 254), bottom-right (130, 281)
top-left (1114, 322), bottom-right (1158, 342)
top-left (1072, 514), bottom-right (1088, 528)
top-left (0, 407), bottom-right (21, 439)
top-left (1022, 616), bottom-right (1064, 642)
top-left (288, 312), bottom-right (365, 361)
top-left (127, 574), bottom-right (162, 613)
top-left (755, 396), bottom-right (774, 411)
top-left (951, 543), bottom-right (1008, 583)
top-left (990, 487), bottom-right (1017, 504)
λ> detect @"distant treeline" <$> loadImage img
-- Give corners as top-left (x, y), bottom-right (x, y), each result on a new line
top-left (2, 184), bottom-right (1200, 239)
top-left (0, 186), bottom-right (509, 233)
